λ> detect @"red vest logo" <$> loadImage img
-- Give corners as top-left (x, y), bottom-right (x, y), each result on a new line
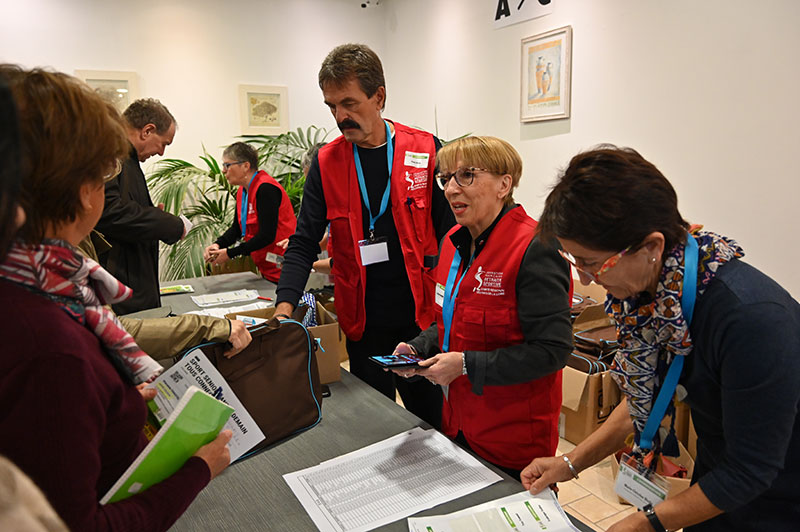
top-left (473, 266), bottom-right (505, 296)
top-left (404, 170), bottom-right (428, 192)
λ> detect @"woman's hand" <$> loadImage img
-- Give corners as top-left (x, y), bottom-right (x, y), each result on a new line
top-left (203, 243), bottom-right (220, 263)
top-left (223, 319), bottom-right (252, 358)
top-left (416, 351), bottom-right (463, 386)
top-left (605, 511), bottom-right (650, 532)
top-left (194, 430), bottom-right (233, 480)
top-left (521, 455), bottom-right (576, 494)
top-left (276, 238), bottom-right (290, 250)
top-left (209, 248), bottom-right (231, 265)
top-left (312, 258), bottom-right (332, 274)
top-left (135, 382), bottom-right (157, 401)
top-left (389, 343), bottom-right (421, 378)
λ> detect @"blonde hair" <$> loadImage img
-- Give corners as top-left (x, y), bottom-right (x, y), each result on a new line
top-left (437, 136), bottom-right (522, 205)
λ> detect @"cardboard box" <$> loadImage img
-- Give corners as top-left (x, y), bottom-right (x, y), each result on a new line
top-left (226, 301), bottom-right (343, 384)
top-left (610, 441), bottom-right (696, 504)
top-left (559, 303), bottom-right (622, 444)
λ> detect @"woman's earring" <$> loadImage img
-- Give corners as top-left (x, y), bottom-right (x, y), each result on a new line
top-left (651, 257), bottom-right (657, 263)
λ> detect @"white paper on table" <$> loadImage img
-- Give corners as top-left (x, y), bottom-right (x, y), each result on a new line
top-left (283, 428), bottom-right (502, 532)
top-left (186, 301), bottom-right (272, 318)
top-left (191, 289), bottom-right (260, 308)
top-left (145, 348), bottom-right (265, 461)
top-left (407, 489), bottom-right (581, 532)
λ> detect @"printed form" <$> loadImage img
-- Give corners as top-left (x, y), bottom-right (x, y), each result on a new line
top-left (284, 428), bottom-right (502, 532)
top-left (408, 489), bottom-right (581, 532)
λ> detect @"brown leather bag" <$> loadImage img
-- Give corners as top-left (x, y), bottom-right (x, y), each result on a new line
top-left (202, 316), bottom-right (323, 453)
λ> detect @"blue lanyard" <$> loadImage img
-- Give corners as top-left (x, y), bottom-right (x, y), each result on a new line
top-left (353, 121), bottom-right (393, 239)
top-left (441, 249), bottom-right (474, 352)
top-left (638, 232), bottom-right (698, 450)
top-left (240, 172), bottom-right (258, 239)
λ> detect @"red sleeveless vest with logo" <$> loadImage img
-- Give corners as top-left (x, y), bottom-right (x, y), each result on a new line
top-left (319, 121), bottom-right (438, 340)
top-left (435, 206), bottom-right (563, 470)
top-left (236, 170), bottom-right (297, 283)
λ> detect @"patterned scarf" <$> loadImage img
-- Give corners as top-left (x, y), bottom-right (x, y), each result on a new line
top-left (605, 230), bottom-right (744, 443)
top-left (0, 239), bottom-right (163, 384)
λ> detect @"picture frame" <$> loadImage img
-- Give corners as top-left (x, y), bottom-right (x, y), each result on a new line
top-left (520, 26), bottom-right (572, 123)
top-left (238, 84), bottom-right (289, 135)
top-left (75, 70), bottom-right (139, 115)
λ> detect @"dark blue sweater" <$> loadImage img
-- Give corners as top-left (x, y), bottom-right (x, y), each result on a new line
top-left (682, 259), bottom-right (800, 531)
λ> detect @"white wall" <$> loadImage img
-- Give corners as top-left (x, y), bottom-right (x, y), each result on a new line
top-left (2, 0), bottom-right (799, 296)
top-left (383, 0), bottom-right (800, 297)
top-left (0, 0), bottom-right (386, 165)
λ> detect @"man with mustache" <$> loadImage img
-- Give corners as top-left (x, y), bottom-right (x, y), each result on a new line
top-left (275, 44), bottom-right (454, 427)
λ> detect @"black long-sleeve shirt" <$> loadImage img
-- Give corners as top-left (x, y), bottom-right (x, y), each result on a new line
top-left (215, 184), bottom-right (282, 258)
top-left (406, 204), bottom-right (573, 395)
top-left (276, 133), bottom-right (453, 329)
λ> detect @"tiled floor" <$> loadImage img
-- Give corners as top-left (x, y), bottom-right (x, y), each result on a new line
top-left (340, 360), bottom-right (676, 531)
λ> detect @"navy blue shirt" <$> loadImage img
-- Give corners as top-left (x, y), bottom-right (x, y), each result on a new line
top-left (682, 258), bottom-right (800, 531)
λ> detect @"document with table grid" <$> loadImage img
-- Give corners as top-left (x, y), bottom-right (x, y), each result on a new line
top-left (283, 428), bottom-right (502, 532)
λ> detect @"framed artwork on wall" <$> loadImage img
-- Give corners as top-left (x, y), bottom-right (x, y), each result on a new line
top-left (520, 26), bottom-right (572, 122)
top-left (239, 84), bottom-right (289, 135)
top-left (75, 70), bottom-right (139, 114)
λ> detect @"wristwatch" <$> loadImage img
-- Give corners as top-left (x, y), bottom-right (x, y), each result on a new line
top-left (641, 504), bottom-right (668, 532)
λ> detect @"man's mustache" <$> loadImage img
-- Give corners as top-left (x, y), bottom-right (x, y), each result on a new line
top-left (337, 119), bottom-right (360, 131)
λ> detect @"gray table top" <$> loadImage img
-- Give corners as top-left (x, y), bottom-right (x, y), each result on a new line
top-left (163, 273), bottom-right (593, 531)
top-left (169, 370), bottom-right (593, 531)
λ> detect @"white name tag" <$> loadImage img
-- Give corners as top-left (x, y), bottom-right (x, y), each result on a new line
top-left (265, 252), bottom-right (284, 265)
top-left (404, 151), bottom-right (429, 169)
top-left (435, 283), bottom-right (445, 307)
top-left (358, 239), bottom-right (389, 265)
top-left (614, 454), bottom-right (668, 509)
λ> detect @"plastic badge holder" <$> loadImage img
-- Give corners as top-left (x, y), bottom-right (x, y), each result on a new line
top-left (614, 452), bottom-right (670, 509)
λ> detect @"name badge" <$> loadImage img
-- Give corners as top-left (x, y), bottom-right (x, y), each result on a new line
top-left (265, 252), bottom-right (285, 267)
top-left (404, 151), bottom-right (429, 169)
top-left (614, 453), bottom-right (668, 509)
top-left (358, 237), bottom-right (389, 266)
top-left (435, 283), bottom-right (445, 307)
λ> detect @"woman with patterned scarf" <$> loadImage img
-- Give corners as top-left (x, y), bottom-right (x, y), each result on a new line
top-left (0, 65), bottom-right (232, 532)
top-left (521, 146), bottom-right (800, 532)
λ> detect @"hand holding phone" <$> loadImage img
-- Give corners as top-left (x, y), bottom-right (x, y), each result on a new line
top-left (368, 352), bottom-right (425, 368)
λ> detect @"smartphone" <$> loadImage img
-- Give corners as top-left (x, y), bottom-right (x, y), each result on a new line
top-left (368, 353), bottom-right (425, 368)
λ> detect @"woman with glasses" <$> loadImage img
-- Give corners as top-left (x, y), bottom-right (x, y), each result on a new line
top-left (203, 142), bottom-right (296, 282)
top-left (391, 136), bottom-right (573, 478)
top-left (0, 65), bottom-right (233, 532)
top-left (523, 145), bottom-right (800, 532)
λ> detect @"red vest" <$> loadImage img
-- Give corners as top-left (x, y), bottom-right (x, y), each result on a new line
top-left (435, 206), bottom-right (563, 470)
top-left (236, 170), bottom-right (297, 283)
top-left (319, 121), bottom-right (438, 340)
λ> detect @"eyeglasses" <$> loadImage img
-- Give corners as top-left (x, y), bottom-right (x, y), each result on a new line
top-left (103, 159), bottom-right (123, 182)
top-left (435, 167), bottom-right (493, 190)
top-left (558, 245), bottom-right (632, 283)
top-left (222, 161), bottom-right (245, 170)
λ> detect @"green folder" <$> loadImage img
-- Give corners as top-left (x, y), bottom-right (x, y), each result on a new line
top-left (100, 386), bottom-right (233, 504)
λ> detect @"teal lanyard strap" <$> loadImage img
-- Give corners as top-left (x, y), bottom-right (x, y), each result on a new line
top-left (638, 232), bottom-right (698, 450)
top-left (353, 121), bottom-right (393, 239)
top-left (441, 249), bottom-right (474, 352)
top-left (240, 172), bottom-right (259, 239)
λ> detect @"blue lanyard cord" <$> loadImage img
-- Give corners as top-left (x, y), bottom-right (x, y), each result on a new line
top-left (353, 121), bottom-right (393, 239)
top-left (638, 233), bottom-right (698, 450)
top-left (240, 172), bottom-right (259, 239)
top-left (441, 250), bottom-right (474, 352)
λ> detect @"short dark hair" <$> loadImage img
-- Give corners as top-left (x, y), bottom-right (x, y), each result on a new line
top-left (538, 145), bottom-right (689, 257)
top-left (0, 72), bottom-right (21, 259)
top-left (318, 44), bottom-right (386, 108)
top-left (123, 98), bottom-right (176, 134)
top-left (223, 142), bottom-right (259, 170)
top-left (1, 64), bottom-right (129, 244)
